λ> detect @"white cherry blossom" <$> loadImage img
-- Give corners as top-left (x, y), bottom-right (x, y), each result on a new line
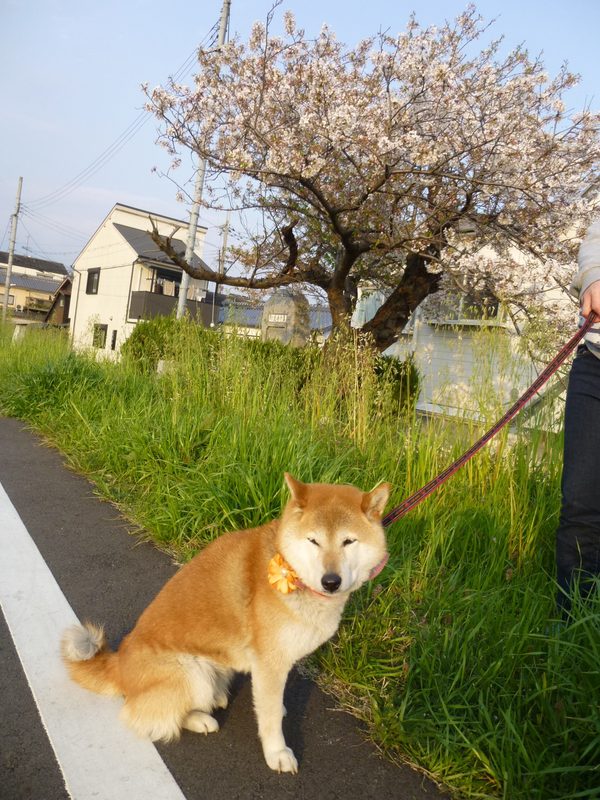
top-left (146, 4), bottom-right (600, 351)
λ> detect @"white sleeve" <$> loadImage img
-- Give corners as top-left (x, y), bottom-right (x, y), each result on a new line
top-left (572, 221), bottom-right (600, 296)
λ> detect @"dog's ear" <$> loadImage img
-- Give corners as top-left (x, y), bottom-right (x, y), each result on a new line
top-left (284, 473), bottom-right (307, 509)
top-left (361, 482), bottom-right (391, 520)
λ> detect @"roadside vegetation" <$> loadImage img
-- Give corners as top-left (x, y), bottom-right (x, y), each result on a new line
top-left (0, 320), bottom-right (598, 800)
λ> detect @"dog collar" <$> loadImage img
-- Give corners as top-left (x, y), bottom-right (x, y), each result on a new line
top-left (368, 554), bottom-right (389, 580)
top-left (268, 553), bottom-right (300, 594)
top-left (268, 552), bottom-right (389, 597)
top-left (268, 553), bottom-right (332, 598)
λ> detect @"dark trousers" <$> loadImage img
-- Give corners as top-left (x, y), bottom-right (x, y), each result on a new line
top-left (556, 345), bottom-right (600, 614)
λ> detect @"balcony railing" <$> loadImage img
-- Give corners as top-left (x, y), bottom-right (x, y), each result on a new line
top-left (128, 291), bottom-right (212, 326)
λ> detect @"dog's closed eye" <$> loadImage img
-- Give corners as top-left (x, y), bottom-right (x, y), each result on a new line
top-left (342, 538), bottom-right (357, 546)
top-left (307, 537), bottom-right (320, 547)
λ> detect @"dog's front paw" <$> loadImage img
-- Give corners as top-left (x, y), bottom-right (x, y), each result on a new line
top-left (265, 746), bottom-right (298, 774)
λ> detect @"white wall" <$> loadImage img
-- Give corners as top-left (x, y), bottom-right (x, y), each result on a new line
top-left (70, 213), bottom-right (137, 356)
top-left (70, 204), bottom-right (207, 357)
top-left (353, 284), bottom-right (545, 420)
top-left (388, 318), bottom-right (538, 418)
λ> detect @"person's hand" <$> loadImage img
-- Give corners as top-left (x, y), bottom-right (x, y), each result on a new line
top-left (581, 279), bottom-right (600, 321)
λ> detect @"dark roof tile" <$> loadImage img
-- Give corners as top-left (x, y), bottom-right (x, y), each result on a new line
top-left (0, 252), bottom-right (68, 276)
top-left (113, 224), bottom-right (210, 271)
top-left (0, 267), bottom-right (63, 293)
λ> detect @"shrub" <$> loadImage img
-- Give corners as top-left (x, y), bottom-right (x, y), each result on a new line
top-left (374, 353), bottom-right (420, 410)
top-left (121, 315), bottom-right (182, 372)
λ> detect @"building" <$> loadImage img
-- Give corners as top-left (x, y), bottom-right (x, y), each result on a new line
top-left (70, 203), bottom-right (209, 355)
top-left (353, 277), bottom-right (572, 424)
top-left (45, 276), bottom-right (72, 326)
top-left (0, 252), bottom-right (67, 321)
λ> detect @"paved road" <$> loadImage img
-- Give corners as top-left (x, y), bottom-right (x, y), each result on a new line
top-left (0, 417), bottom-right (448, 800)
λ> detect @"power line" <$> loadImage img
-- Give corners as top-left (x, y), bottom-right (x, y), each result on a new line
top-left (25, 20), bottom-right (221, 212)
top-left (17, 217), bottom-right (59, 262)
top-left (21, 208), bottom-right (88, 242)
top-left (0, 218), bottom-right (11, 251)
top-left (25, 112), bottom-right (152, 211)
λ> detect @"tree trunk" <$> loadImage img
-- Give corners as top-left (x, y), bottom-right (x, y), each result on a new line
top-left (326, 283), bottom-right (354, 331)
top-left (362, 253), bottom-right (442, 352)
top-left (323, 245), bottom-right (361, 332)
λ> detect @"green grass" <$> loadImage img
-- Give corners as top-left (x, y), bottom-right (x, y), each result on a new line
top-left (0, 320), bottom-right (598, 800)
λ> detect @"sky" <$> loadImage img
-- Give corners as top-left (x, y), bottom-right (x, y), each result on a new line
top-left (1, 0), bottom-right (599, 270)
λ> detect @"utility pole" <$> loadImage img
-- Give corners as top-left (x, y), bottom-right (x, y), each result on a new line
top-left (177, 0), bottom-right (231, 319)
top-left (2, 177), bottom-right (23, 323)
top-left (218, 209), bottom-right (231, 275)
top-left (211, 210), bottom-right (231, 326)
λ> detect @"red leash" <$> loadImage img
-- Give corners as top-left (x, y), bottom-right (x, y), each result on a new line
top-left (382, 313), bottom-right (597, 528)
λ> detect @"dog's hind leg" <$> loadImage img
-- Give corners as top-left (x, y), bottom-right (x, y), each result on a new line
top-left (212, 666), bottom-right (234, 710)
top-left (118, 651), bottom-right (191, 742)
top-left (183, 656), bottom-right (233, 712)
top-left (120, 685), bottom-right (187, 743)
top-left (179, 657), bottom-right (233, 734)
top-left (182, 710), bottom-right (219, 734)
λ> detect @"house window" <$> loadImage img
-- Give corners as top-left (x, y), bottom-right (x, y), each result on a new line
top-left (86, 269), bottom-right (100, 295)
top-left (92, 323), bottom-right (108, 348)
top-left (0, 292), bottom-right (14, 306)
top-left (110, 330), bottom-right (117, 351)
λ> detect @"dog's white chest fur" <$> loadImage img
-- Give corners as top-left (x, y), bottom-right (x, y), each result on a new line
top-left (279, 592), bottom-right (345, 663)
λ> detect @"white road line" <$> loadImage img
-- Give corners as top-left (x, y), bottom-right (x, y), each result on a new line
top-left (0, 481), bottom-right (186, 800)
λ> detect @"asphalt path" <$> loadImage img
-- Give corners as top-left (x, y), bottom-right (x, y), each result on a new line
top-left (0, 416), bottom-right (448, 800)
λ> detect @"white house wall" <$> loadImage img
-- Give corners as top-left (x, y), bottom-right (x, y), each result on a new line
top-left (353, 286), bottom-right (542, 420)
top-left (70, 217), bottom-right (138, 355)
top-left (70, 204), bottom-right (207, 357)
top-left (353, 262), bottom-right (573, 424)
top-left (389, 320), bottom-right (538, 419)
top-left (71, 263), bottom-right (136, 356)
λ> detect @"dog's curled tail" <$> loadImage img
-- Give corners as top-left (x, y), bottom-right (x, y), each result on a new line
top-left (61, 622), bottom-right (121, 697)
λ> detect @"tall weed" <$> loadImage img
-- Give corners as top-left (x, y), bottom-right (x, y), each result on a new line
top-left (0, 320), bottom-right (597, 799)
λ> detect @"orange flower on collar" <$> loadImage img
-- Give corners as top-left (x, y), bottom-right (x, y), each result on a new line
top-left (268, 553), bottom-right (299, 594)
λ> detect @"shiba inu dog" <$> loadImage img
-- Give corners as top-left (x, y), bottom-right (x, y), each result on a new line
top-left (61, 474), bottom-right (390, 774)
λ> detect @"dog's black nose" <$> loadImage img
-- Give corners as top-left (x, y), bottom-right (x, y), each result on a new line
top-left (321, 573), bottom-right (342, 593)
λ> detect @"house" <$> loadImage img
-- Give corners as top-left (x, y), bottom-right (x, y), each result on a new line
top-left (389, 300), bottom-right (538, 420)
top-left (69, 202), bottom-right (332, 355)
top-left (70, 203), bottom-right (210, 355)
top-left (353, 277), bottom-right (571, 424)
top-left (45, 276), bottom-right (72, 326)
top-left (0, 252), bottom-right (67, 321)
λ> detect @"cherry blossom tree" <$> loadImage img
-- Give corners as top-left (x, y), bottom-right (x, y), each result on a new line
top-left (146, 4), bottom-right (600, 351)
